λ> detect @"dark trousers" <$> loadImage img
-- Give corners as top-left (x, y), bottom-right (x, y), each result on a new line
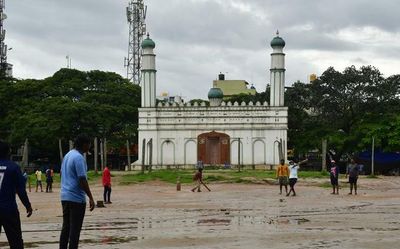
top-left (0, 211), bottom-right (24, 249)
top-left (36, 180), bottom-right (42, 192)
top-left (46, 180), bottom-right (53, 192)
top-left (103, 186), bottom-right (111, 203)
top-left (59, 201), bottom-right (86, 249)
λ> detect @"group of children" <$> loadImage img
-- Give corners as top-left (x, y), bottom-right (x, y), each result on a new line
top-left (276, 158), bottom-right (361, 196)
top-left (276, 159), bottom-right (308, 196)
top-left (23, 167), bottom-right (54, 193)
top-left (329, 159), bottom-right (360, 195)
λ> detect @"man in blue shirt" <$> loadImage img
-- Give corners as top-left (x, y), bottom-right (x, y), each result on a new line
top-left (0, 140), bottom-right (33, 249)
top-left (59, 134), bottom-right (95, 249)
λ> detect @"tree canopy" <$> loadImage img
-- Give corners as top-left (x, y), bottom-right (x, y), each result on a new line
top-left (228, 65), bottom-right (400, 159)
top-left (0, 68), bottom-right (141, 162)
top-left (1, 65), bottom-right (399, 164)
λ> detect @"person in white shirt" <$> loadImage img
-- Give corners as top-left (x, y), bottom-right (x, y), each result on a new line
top-left (287, 159), bottom-right (308, 197)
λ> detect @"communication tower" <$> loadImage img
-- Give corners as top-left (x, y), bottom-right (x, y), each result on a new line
top-left (0, 0), bottom-right (9, 77)
top-left (124, 0), bottom-right (147, 84)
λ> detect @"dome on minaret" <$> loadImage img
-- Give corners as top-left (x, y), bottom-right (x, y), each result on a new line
top-left (270, 30), bottom-right (285, 48)
top-left (141, 33), bottom-right (156, 49)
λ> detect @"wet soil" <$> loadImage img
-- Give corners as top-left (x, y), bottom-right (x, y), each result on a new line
top-left (1, 177), bottom-right (399, 248)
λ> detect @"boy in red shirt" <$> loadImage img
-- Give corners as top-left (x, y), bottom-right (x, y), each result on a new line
top-left (102, 166), bottom-right (112, 204)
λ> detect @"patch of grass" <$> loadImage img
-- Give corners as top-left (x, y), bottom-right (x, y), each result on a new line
top-left (204, 175), bottom-right (229, 182)
top-left (366, 174), bottom-right (379, 179)
top-left (219, 170), bottom-right (276, 179)
top-left (298, 170), bottom-right (329, 178)
top-left (119, 169), bottom-right (333, 185)
top-left (26, 169), bottom-right (370, 186)
top-left (26, 170), bottom-right (102, 187)
top-left (120, 170), bottom-right (195, 185)
top-left (318, 182), bottom-right (332, 188)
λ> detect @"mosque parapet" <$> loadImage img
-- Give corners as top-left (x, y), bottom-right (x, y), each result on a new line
top-left (153, 100), bottom-right (274, 109)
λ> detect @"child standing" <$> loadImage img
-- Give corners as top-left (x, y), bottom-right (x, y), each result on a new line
top-left (276, 159), bottom-right (289, 195)
top-left (330, 160), bottom-right (339, 195)
top-left (45, 167), bottom-right (54, 193)
top-left (102, 166), bottom-right (112, 204)
top-left (346, 159), bottom-right (360, 195)
top-left (35, 169), bottom-right (43, 192)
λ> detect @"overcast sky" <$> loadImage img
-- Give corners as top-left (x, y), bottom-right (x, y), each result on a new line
top-left (6, 0), bottom-right (400, 99)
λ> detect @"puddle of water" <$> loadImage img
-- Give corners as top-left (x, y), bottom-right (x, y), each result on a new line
top-left (0, 236), bottom-right (140, 249)
top-left (276, 218), bottom-right (310, 225)
top-left (197, 218), bottom-right (231, 226)
top-left (99, 236), bottom-right (138, 244)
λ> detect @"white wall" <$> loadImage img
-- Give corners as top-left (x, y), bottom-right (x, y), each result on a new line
top-left (137, 104), bottom-right (288, 167)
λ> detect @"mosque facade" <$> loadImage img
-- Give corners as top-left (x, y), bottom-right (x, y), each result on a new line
top-left (136, 33), bottom-right (288, 168)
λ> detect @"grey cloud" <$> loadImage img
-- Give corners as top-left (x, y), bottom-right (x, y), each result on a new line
top-left (4, 0), bottom-right (400, 99)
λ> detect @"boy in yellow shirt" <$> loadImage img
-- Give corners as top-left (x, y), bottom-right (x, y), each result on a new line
top-left (35, 169), bottom-right (43, 192)
top-left (276, 159), bottom-right (289, 195)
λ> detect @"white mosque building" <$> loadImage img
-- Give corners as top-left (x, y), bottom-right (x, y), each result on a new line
top-left (136, 33), bottom-right (288, 168)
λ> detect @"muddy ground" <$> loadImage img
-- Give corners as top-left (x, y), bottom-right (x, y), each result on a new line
top-left (1, 177), bottom-right (399, 249)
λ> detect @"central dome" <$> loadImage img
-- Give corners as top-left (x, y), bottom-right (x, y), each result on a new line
top-left (208, 87), bottom-right (224, 107)
top-left (208, 87), bottom-right (223, 99)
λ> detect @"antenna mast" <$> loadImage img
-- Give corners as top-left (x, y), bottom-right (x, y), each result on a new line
top-left (124, 0), bottom-right (147, 84)
top-left (0, 0), bottom-right (9, 77)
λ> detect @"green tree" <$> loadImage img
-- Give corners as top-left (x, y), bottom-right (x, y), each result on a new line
top-left (1, 68), bottom-right (141, 162)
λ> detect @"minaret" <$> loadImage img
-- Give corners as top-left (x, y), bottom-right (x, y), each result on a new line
top-left (269, 31), bottom-right (286, 107)
top-left (140, 33), bottom-right (157, 107)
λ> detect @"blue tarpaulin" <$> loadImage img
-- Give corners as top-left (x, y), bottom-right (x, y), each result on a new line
top-left (357, 151), bottom-right (400, 164)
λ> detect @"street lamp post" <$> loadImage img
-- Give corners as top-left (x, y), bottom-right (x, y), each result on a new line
top-left (371, 136), bottom-right (375, 176)
top-left (237, 138), bottom-right (241, 172)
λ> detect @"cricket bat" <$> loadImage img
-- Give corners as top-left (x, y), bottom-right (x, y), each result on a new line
top-left (202, 182), bottom-right (211, 191)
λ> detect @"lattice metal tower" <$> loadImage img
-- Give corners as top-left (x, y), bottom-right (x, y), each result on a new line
top-left (124, 0), bottom-right (147, 84)
top-left (0, 0), bottom-right (8, 76)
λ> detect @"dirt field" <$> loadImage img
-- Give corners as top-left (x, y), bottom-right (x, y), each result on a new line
top-left (1, 176), bottom-right (400, 249)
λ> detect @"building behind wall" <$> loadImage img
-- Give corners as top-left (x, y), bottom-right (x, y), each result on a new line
top-left (213, 73), bottom-right (256, 100)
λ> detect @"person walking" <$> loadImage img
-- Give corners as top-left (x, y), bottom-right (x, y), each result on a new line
top-left (287, 159), bottom-right (308, 197)
top-left (59, 134), bottom-right (95, 249)
top-left (276, 159), bottom-right (289, 195)
top-left (35, 168), bottom-right (43, 192)
top-left (330, 160), bottom-right (339, 195)
top-left (0, 140), bottom-right (33, 249)
top-left (191, 167), bottom-right (203, 192)
top-left (102, 165), bottom-right (112, 204)
top-left (346, 159), bottom-right (360, 195)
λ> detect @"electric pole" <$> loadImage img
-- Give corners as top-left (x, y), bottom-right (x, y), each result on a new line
top-left (0, 0), bottom-right (11, 78)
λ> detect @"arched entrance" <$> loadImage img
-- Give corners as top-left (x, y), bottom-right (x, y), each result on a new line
top-left (198, 131), bottom-right (230, 165)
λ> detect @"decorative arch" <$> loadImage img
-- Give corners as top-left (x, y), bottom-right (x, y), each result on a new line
top-left (198, 131), bottom-right (230, 165)
top-left (273, 140), bottom-right (281, 165)
top-left (160, 139), bottom-right (175, 166)
top-left (230, 139), bottom-right (244, 165)
top-left (184, 139), bottom-right (197, 165)
top-left (252, 139), bottom-right (266, 165)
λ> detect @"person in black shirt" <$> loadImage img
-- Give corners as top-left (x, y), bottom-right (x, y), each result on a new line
top-left (0, 140), bottom-right (33, 249)
top-left (346, 159), bottom-right (360, 195)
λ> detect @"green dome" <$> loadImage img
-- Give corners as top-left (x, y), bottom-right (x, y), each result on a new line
top-left (208, 88), bottom-right (223, 99)
top-left (141, 35), bottom-right (156, 49)
top-left (270, 36), bottom-right (285, 48)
